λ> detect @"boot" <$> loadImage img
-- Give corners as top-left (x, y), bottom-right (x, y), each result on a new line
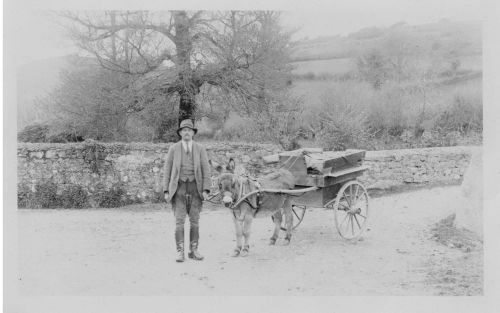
top-left (188, 241), bottom-right (204, 261)
top-left (188, 227), bottom-right (204, 260)
top-left (175, 244), bottom-right (186, 262)
top-left (175, 229), bottom-right (185, 263)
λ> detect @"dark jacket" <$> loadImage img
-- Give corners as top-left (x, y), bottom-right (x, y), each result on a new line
top-left (162, 141), bottom-right (211, 201)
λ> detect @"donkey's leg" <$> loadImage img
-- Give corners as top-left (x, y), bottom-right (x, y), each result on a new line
top-left (240, 214), bottom-right (253, 257)
top-left (232, 216), bottom-right (244, 257)
top-left (283, 197), bottom-right (293, 245)
top-left (270, 211), bottom-right (282, 245)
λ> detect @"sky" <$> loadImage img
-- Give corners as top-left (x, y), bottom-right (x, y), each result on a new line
top-left (6, 0), bottom-right (483, 66)
top-left (281, 0), bottom-right (482, 38)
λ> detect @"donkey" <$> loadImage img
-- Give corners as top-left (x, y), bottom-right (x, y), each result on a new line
top-left (214, 159), bottom-right (296, 257)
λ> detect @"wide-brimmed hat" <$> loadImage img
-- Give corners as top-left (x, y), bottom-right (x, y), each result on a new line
top-left (177, 119), bottom-right (198, 136)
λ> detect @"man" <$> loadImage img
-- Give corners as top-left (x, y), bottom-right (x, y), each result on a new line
top-left (163, 119), bottom-right (211, 262)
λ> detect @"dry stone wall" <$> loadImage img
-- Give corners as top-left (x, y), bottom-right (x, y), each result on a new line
top-left (17, 141), bottom-right (476, 207)
top-left (17, 141), bottom-right (281, 206)
top-left (361, 146), bottom-right (474, 194)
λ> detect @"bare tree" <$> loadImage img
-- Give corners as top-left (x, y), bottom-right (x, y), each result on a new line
top-left (57, 10), bottom-right (293, 125)
top-left (37, 63), bottom-right (136, 141)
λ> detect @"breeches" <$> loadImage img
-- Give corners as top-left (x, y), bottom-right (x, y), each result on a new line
top-left (172, 180), bottom-right (202, 236)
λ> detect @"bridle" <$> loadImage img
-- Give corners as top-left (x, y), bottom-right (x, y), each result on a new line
top-left (220, 174), bottom-right (245, 209)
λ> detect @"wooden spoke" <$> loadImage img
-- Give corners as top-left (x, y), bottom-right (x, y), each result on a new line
top-left (350, 215), bottom-right (355, 236)
top-left (353, 214), bottom-right (362, 229)
top-left (354, 184), bottom-right (360, 204)
top-left (340, 212), bottom-right (350, 229)
top-left (349, 185), bottom-right (354, 205)
top-left (345, 189), bottom-right (352, 207)
top-left (342, 215), bottom-right (350, 234)
top-left (338, 201), bottom-right (350, 211)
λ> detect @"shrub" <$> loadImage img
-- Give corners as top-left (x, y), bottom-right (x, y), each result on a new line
top-left (33, 181), bottom-right (60, 208)
top-left (215, 94), bottom-right (304, 151)
top-left (17, 184), bottom-right (33, 208)
top-left (46, 130), bottom-right (85, 143)
top-left (151, 191), bottom-right (166, 204)
top-left (435, 93), bottom-right (482, 134)
top-left (18, 182), bottom-right (90, 209)
top-left (366, 83), bottom-right (410, 136)
top-left (314, 86), bottom-right (372, 150)
top-left (17, 124), bottom-right (49, 142)
top-left (59, 185), bottom-right (89, 208)
top-left (215, 117), bottom-right (263, 142)
top-left (97, 184), bottom-right (131, 208)
top-left (356, 50), bottom-right (390, 89)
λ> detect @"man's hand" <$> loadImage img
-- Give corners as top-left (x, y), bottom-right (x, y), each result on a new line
top-left (164, 192), bottom-right (169, 202)
top-left (202, 191), bottom-right (210, 201)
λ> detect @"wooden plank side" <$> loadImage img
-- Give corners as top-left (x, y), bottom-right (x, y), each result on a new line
top-left (328, 165), bottom-right (370, 178)
top-left (293, 174), bottom-right (324, 187)
top-left (304, 149), bottom-right (366, 174)
top-left (322, 150), bottom-right (366, 172)
top-left (324, 172), bottom-right (364, 186)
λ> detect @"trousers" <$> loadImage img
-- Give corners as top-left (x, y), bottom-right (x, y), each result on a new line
top-left (172, 180), bottom-right (202, 250)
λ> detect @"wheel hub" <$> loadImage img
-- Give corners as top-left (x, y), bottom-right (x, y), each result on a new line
top-left (348, 207), bottom-right (362, 214)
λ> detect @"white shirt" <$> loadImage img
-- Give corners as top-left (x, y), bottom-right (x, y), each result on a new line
top-left (181, 140), bottom-right (193, 154)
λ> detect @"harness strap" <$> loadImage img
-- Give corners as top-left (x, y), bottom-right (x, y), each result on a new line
top-left (238, 176), bottom-right (244, 202)
top-left (232, 176), bottom-right (262, 220)
top-left (242, 182), bottom-right (262, 217)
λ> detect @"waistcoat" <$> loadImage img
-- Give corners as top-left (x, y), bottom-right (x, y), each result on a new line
top-left (179, 144), bottom-right (195, 182)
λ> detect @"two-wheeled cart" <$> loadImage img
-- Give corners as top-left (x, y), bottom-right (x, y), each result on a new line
top-left (258, 149), bottom-right (371, 240)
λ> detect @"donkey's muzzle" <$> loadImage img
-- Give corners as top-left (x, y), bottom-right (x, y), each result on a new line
top-left (222, 195), bottom-right (233, 207)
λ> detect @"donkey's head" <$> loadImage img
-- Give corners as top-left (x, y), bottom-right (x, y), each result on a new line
top-left (211, 158), bottom-right (239, 207)
top-left (218, 172), bottom-right (241, 207)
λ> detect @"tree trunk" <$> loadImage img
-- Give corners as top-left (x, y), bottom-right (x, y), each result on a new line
top-left (179, 89), bottom-right (197, 124)
top-left (109, 11), bottom-right (117, 62)
top-left (173, 11), bottom-right (198, 125)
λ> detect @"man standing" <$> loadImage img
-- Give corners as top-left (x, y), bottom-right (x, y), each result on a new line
top-left (163, 119), bottom-right (211, 262)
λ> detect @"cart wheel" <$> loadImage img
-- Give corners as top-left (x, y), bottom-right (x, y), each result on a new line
top-left (330, 180), bottom-right (369, 240)
top-left (271, 204), bottom-right (307, 231)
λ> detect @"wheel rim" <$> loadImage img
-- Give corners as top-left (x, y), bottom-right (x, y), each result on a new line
top-left (332, 181), bottom-right (369, 240)
top-left (272, 204), bottom-right (307, 231)
top-left (286, 204), bottom-right (307, 231)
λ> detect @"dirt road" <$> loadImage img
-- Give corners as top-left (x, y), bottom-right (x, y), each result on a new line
top-left (17, 186), bottom-right (482, 296)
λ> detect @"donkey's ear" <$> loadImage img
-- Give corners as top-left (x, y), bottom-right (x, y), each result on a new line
top-left (227, 158), bottom-right (236, 173)
top-left (232, 175), bottom-right (237, 187)
top-left (210, 160), bottom-right (223, 174)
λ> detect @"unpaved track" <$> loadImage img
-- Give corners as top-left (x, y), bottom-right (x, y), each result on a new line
top-left (18, 186), bottom-right (482, 295)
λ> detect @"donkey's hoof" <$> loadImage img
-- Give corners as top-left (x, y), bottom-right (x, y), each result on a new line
top-left (269, 238), bottom-right (277, 245)
top-left (240, 246), bottom-right (249, 257)
top-left (283, 239), bottom-right (291, 246)
top-left (231, 247), bottom-right (242, 257)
